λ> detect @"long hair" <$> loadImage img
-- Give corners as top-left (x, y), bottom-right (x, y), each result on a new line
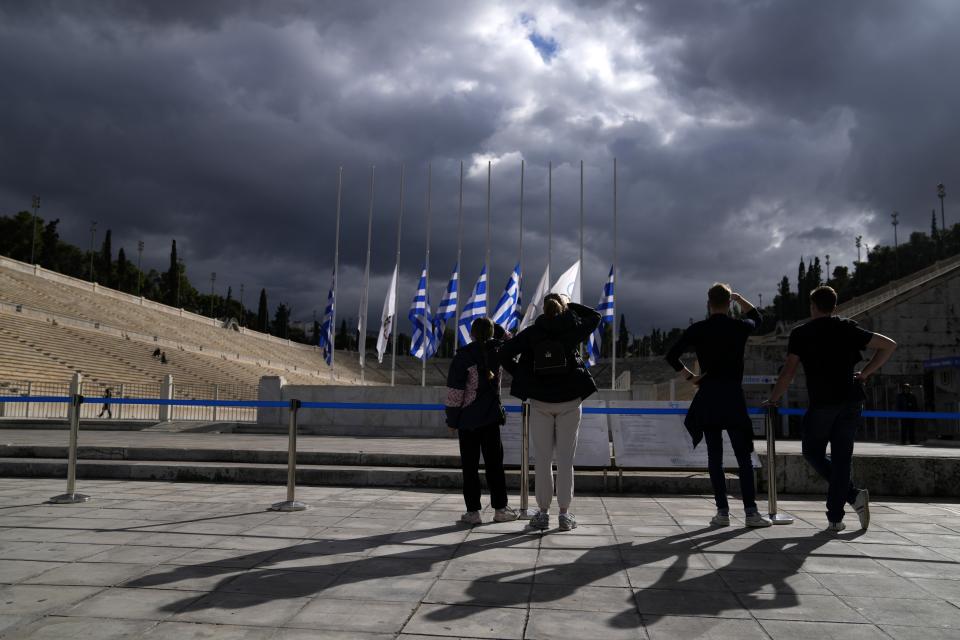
top-left (470, 317), bottom-right (496, 381)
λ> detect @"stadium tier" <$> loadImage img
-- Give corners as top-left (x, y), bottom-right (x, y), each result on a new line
top-left (0, 257), bottom-right (380, 390)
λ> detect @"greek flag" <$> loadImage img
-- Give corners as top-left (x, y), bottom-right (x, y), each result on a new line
top-left (433, 263), bottom-right (458, 336)
top-left (492, 263), bottom-right (521, 333)
top-left (457, 265), bottom-right (487, 346)
top-left (408, 267), bottom-right (437, 360)
top-left (586, 266), bottom-right (615, 368)
top-left (318, 270), bottom-right (336, 365)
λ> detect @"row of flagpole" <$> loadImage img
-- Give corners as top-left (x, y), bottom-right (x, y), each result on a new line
top-left (320, 160), bottom-right (620, 388)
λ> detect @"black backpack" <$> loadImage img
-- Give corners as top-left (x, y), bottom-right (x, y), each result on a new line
top-left (533, 337), bottom-right (570, 376)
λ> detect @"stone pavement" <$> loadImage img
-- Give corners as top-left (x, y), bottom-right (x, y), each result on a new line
top-left (0, 479), bottom-right (959, 639)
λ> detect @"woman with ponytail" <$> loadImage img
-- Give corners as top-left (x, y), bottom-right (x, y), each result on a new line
top-left (445, 317), bottom-right (518, 525)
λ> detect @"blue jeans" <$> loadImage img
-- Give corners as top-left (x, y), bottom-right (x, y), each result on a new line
top-left (705, 428), bottom-right (757, 514)
top-left (802, 402), bottom-right (863, 523)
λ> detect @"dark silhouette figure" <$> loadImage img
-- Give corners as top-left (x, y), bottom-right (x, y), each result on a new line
top-left (152, 347), bottom-right (162, 359)
top-left (97, 387), bottom-right (113, 419)
top-left (160, 351), bottom-right (168, 364)
top-left (896, 383), bottom-right (919, 444)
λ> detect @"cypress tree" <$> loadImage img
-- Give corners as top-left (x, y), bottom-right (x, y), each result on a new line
top-left (116, 248), bottom-right (128, 292)
top-left (39, 218), bottom-right (60, 270)
top-left (166, 240), bottom-right (179, 306)
top-left (100, 229), bottom-right (113, 286)
top-left (257, 288), bottom-right (269, 331)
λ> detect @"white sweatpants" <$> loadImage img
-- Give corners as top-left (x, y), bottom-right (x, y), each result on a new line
top-left (529, 398), bottom-right (582, 512)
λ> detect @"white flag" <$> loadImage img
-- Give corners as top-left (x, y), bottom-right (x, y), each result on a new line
top-left (376, 265), bottom-right (398, 363)
top-left (551, 260), bottom-right (581, 304)
top-left (518, 266), bottom-right (550, 331)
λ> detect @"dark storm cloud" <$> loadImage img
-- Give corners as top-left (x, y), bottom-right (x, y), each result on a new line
top-left (1, 0), bottom-right (958, 333)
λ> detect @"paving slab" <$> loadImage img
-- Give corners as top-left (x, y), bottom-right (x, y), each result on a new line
top-left (0, 478), bottom-right (958, 639)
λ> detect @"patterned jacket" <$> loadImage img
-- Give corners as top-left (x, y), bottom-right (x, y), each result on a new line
top-left (445, 339), bottom-right (504, 431)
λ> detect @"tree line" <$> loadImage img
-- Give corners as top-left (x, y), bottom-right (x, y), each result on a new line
top-left (0, 211), bottom-right (309, 344)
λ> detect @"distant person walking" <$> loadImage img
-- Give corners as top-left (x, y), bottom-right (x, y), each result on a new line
top-left (766, 286), bottom-right (897, 532)
top-left (896, 383), bottom-right (919, 445)
top-left (98, 387), bottom-right (113, 419)
top-left (152, 347), bottom-right (161, 359)
top-left (666, 284), bottom-right (771, 528)
top-left (445, 318), bottom-right (517, 525)
top-left (500, 293), bottom-right (601, 531)
top-left (160, 351), bottom-right (168, 364)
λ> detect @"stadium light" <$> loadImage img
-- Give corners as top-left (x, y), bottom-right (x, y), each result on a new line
top-left (209, 272), bottom-right (217, 317)
top-left (938, 183), bottom-right (947, 230)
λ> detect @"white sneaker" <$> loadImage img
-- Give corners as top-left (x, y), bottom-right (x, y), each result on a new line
top-left (529, 510), bottom-right (550, 530)
top-left (826, 521), bottom-right (846, 532)
top-left (558, 512), bottom-right (577, 531)
top-left (494, 506), bottom-right (519, 522)
top-left (711, 512), bottom-right (730, 527)
top-left (745, 513), bottom-right (773, 528)
top-left (853, 489), bottom-right (870, 530)
top-left (460, 511), bottom-right (482, 525)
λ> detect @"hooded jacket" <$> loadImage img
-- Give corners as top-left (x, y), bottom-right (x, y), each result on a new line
top-left (445, 339), bottom-right (505, 430)
top-left (499, 302), bottom-right (601, 403)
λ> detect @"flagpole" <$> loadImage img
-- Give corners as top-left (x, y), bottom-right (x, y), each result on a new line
top-left (519, 160), bottom-right (524, 268)
top-left (360, 165), bottom-right (375, 384)
top-left (390, 164), bottom-right (404, 386)
top-left (454, 160), bottom-right (464, 354)
top-left (579, 159), bottom-right (584, 296)
top-left (331, 166), bottom-right (343, 382)
top-left (486, 160), bottom-right (492, 287)
top-left (548, 160), bottom-right (552, 279)
top-left (422, 163), bottom-right (432, 387)
top-left (612, 157), bottom-right (618, 390)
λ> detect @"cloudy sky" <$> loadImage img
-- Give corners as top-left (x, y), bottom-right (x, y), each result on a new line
top-left (2, 0), bottom-right (958, 333)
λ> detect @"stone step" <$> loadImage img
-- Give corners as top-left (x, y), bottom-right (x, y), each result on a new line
top-left (0, 444), bottom-right (461, 468)
top-left (0, 457), bottom-right (721, 493)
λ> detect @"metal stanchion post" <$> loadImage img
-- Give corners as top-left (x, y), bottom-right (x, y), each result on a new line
top-left (270, 399), bottom-right (307, 512)
top-left (766, 405), bottom-right (793, 525)
top-left (49, 394), bottom-right (90, 504)
top-left (517, 401), bottom-right (534, 519)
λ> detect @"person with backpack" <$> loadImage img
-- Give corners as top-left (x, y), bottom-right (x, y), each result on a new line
top-left (445, 318), bottom-right (518, 525)
top-left (499, 293), bottom-right (601, 531)
top-left (765, 285), bottom-right (897, 532)
top-left (666, 284), bottom-right (772, 528)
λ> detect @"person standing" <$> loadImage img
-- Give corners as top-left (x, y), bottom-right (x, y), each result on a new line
top-left (666, 284), bottom-right (772, 528)
top-left (98, 387), bottom-right (113, 419)
top-left (445, 318), bottom-right (518, 525)
top-left (766, 286), bottom-right (897, 532)
top-left (499, 293), bottom-right (601, 531)
top-left (896, 383), bottom-right (919, 445)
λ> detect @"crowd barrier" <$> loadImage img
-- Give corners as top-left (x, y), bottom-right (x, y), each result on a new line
top-left (1, 395), bottom-right (959, 520)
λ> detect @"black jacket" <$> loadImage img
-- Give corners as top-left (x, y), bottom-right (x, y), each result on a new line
top-left (445, 339), bottom-right (505, 430)
top-left (499, 302), bottom-right (601, 403)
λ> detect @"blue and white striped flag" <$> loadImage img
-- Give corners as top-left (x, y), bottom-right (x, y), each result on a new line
top-left (492, 263), bottom-right (521, 333)
top-left (318, 270), bottom-right (336, 365)
top-left (408, 267), bottom-right (438, 360)
top-left (586, 265), bottom-right (615, 368)
top-left (433, 263), bottom-right (458, 336)
top-left (457, 265), bottom-right (487, 346)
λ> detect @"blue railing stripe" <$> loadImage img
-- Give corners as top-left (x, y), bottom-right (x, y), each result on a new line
top-left (0, 396), bottom-right (958, 420)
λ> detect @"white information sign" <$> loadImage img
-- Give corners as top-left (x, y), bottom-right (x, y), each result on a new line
top-left (492, 401), bottom-right (610, 468)
top-left (608, 400), bottom-right (760, 469)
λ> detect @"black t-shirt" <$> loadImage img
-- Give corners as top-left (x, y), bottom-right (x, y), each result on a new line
top-left (787, 316), bottom-right (873, 407)
top-left (665, 309), bottom-right (761, 384)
